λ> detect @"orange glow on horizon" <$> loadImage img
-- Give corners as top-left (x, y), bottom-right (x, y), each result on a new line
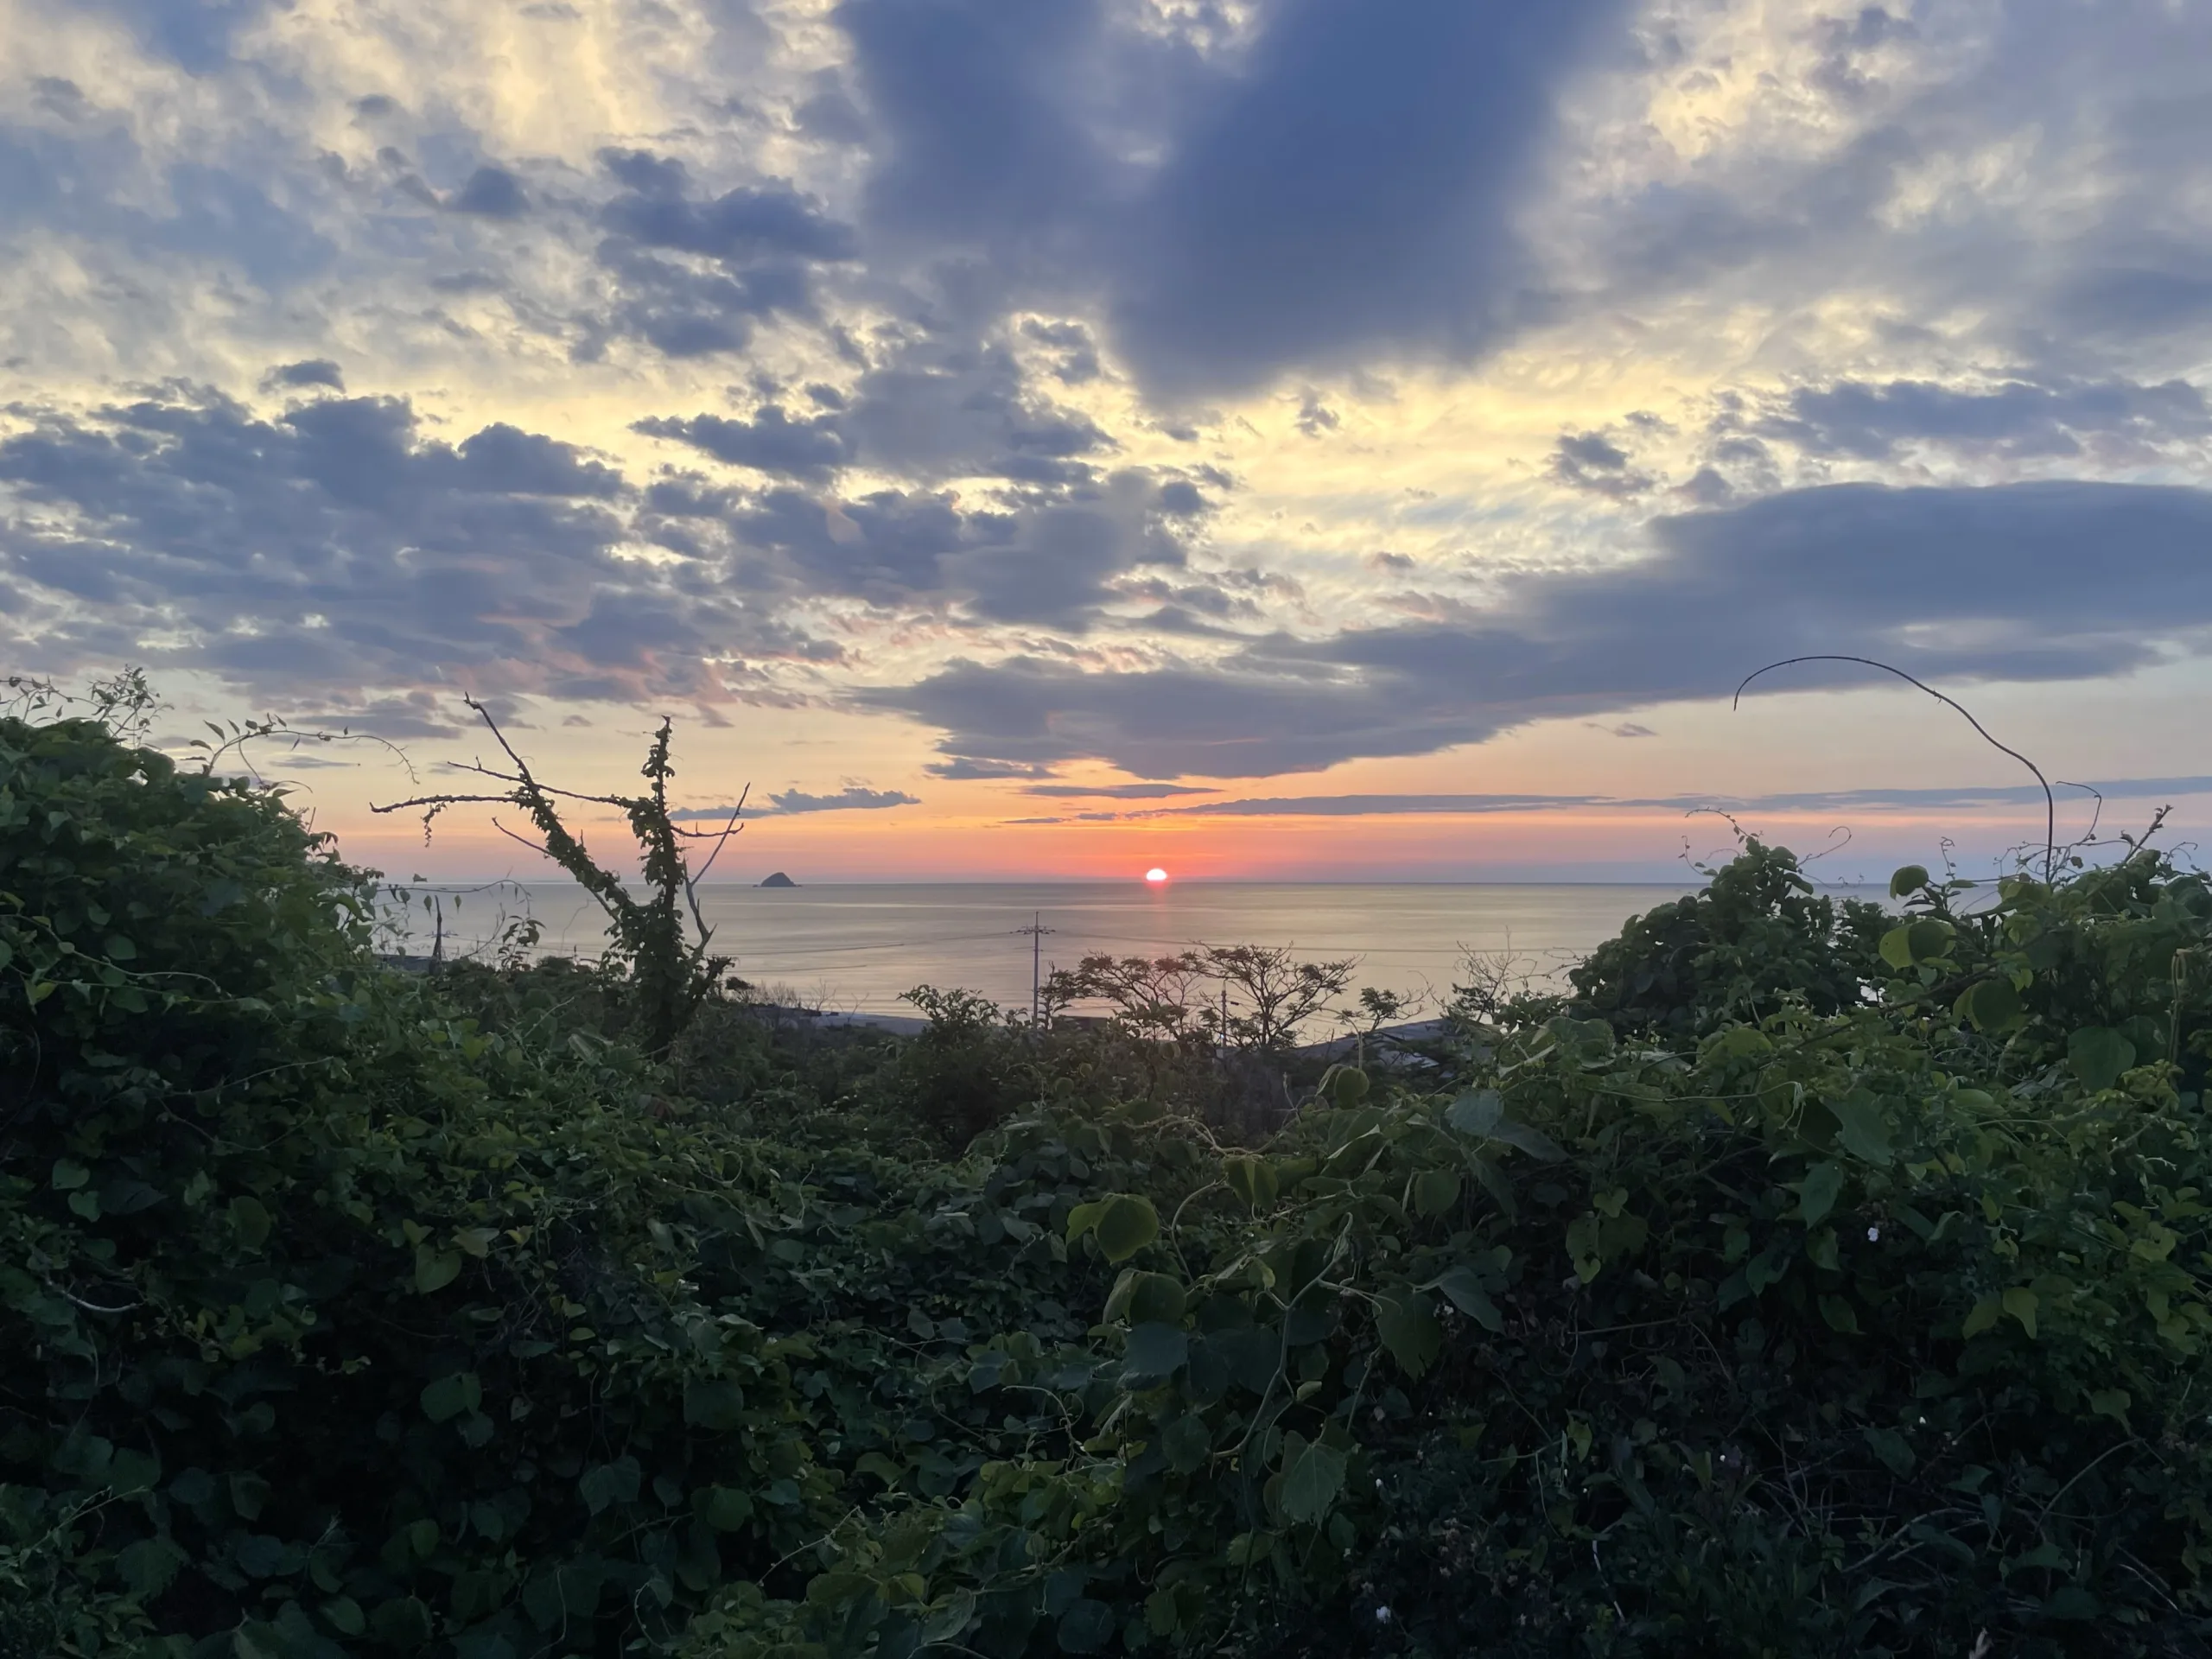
top-left (319, 802), bottom-right (2064, 884)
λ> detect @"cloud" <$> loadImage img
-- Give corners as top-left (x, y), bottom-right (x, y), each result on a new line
top-left (0, 118), bottom-right (337, 297)
top-left (835, 0), bottom-right (1628, 400)
top-left (1019, 775), bottom-right (2212, 823)
top-left (10, 0), bottom-right (2212, 831)
top-left (836, 345), bottom-right (1118, 484)
top-left (264, 359), bottom-right (346, 391)
top-left (449, 165), bottom-right (527, 219)
top-left (1294, 390), bottom-right (1340, 437)
top-left (667, 787), bottom-right (924, 820)
top-left (766, 785), bottom-right (920, 814)
top-left (1116, 792), bottom-right (1611, 817)
top-left (722, 467), bottom-right (1199, 627)
top-left (872, 480), bottom-right (2212, 777)
top-left (1755, 378), bottom-right (2210, 461)
top-left (1549, 430), bottom-right (1655, 497)
top-left (0, 385), bottom-right (819, 702)
top-left (1022, 318), bottom-right (1102, 385)
top-left (80, 0), bottom-right (270, 73)
top-left (1021, 782), bottom-right (1217, 799)
top-left (925, 755), bottom-right (1056, 780)
top-left (2056, 269), bottom-right (2212, 348)
top-left (1103, 0), bottom-right (1625, 398)
top-left (872, 652), bottom-right (1484, 779)
top-left (1567, 0), bottom-right (2212, 391)
top-left (585, 149), bottom-right (861, 359)
top-left (631, 335), bottom-right (1123, 495)
top-left (634, 409), bottom-right (853, 484)
top-left (1808, 5), bottom-right (1917, 103)
top-left (597, 154), bottom-right (860, 264)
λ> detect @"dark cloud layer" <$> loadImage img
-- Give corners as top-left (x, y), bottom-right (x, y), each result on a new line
top-left (671, 785), bottom-right (921, 817)
top-left (1010, 775), bottom-right (2212, 824)
top-left (1103, 0), bottom-right (1624, 397)
top-left (0, 372), bottom-right (1204, 702)
top-left (766, 785), bottom-right (918, 814)
top-left (0, 386), bottom-right (806, 701)
top-left (634, 409), bottom-right (852, 484)
top-left (265, 359), bottom-right (346, 391)
top-left (703, 467), bottom-right (1198, 627)
top-left (834, 0), bottom-right (1625, 400)
top-left (1021, 782), bottom-right (1217, 800)
top-left (1757, 378), bottom-right (2210, 461)
top-left (873, 481), bottom-right (2212, 778)
top-left (83, 0), bottom-right (269, 73)
top-left (1550, 429), bottom-right (1655, 497)
top-left (450, 165), bottom-right (527, 219)
top-left (632, 340), bottom-right (1121, 487)
top-left (586, 149), bottom-right (859, 359)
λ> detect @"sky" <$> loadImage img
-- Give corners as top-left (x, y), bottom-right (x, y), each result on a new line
top-left (3, 0), bottom-right (2211, 883)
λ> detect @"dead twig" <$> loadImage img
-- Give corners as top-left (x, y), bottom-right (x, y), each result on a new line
top-left (1734, 655), bottom-right (2056, 883)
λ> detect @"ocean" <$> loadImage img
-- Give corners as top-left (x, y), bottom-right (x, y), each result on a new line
top-left (378, 880), bottom-right (1783, 1019)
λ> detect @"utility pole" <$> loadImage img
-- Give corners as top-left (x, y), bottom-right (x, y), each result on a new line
top-left (1015, 912), bottom-right (1055, 1027)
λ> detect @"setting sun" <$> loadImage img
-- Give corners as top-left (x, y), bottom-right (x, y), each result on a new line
top-left (1144, 868), bottom-right (1169, 884)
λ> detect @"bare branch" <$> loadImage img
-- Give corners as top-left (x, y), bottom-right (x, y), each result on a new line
top-left (370, 792), bottom-right (514, 816)
top-left (443, 758), bottom-right (639, 809)
top-left (464, 694), bottom-right (537, 782)
top-left (488, 817), bottom-right (553, 860)
top-left (687, 784), bottom-right (749, 887)
top-left (1734, 654), bottom-right (2056, 883)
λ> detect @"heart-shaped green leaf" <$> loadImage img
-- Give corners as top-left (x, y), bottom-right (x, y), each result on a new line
top-left (1957, 976), bottom-right (2024, 1033)
top-left (1277, 1436), bottom-right (1348, 1525)
top-left (1798, 1161), bottom-right (1845, 1227)
top-left (2068, 1027), bottom-right (2134, 1092)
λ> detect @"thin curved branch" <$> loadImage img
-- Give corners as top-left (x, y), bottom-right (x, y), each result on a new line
top-left (60, 1287), bottom-right (139, 1316)
top-left (464, 693), bottom-right (534, 779)
top-left (368, 791), bottom-right (511, 816)
top-left (442, 758), bottom-right (639, 810)
top-left (686, 783), bottom-right (749, 887)
top-left (1733, 654), bottom-right (2055, 883)
top-left (488, 817), bottom-right (553, 860)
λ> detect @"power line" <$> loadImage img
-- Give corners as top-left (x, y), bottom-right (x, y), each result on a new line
top-left (1013, 912), bottom-right (1055, 1025)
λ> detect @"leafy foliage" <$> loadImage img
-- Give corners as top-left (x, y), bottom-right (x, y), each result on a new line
top-left (887, 987), bottom-right (1039, 1147)
top-left (1550, 837), bottom-right (1891, 1039)
top-left (7, 708), bottom-right (2212, 1656)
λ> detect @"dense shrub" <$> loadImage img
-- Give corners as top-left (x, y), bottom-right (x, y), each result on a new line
top-left (6, 709), bottom-right (2212, 1657)
top-left (1555, 838), bottom-right (1891, 1039)
top-left (886, 987), bottom-right (1039, 1147)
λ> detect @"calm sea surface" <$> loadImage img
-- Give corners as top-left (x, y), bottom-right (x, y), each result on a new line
top-left (379, 880), bottom-right (1802, 1016)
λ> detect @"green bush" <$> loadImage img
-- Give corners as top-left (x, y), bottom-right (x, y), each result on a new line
top-left (7, 707), bottom-right (2212, 1657)
top-left (0, 715), bottom-right (891, 1653)
top-left (679, 849), bottom-right (2212, 1658)
top-left (887, 986), bottom-right (1039, 1147)
top-left (1556, 837), bottom-right (1891, 1039)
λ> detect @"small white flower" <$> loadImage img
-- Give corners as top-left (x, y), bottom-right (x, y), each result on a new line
top-left (1866, 1226), bottom-right (1881, 1242)
top-left (1375, 1606), bottom-right (1395, 1625)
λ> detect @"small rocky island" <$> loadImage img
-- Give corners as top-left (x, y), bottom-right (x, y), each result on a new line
top-left (758, 871), bottom-right (798, 888)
